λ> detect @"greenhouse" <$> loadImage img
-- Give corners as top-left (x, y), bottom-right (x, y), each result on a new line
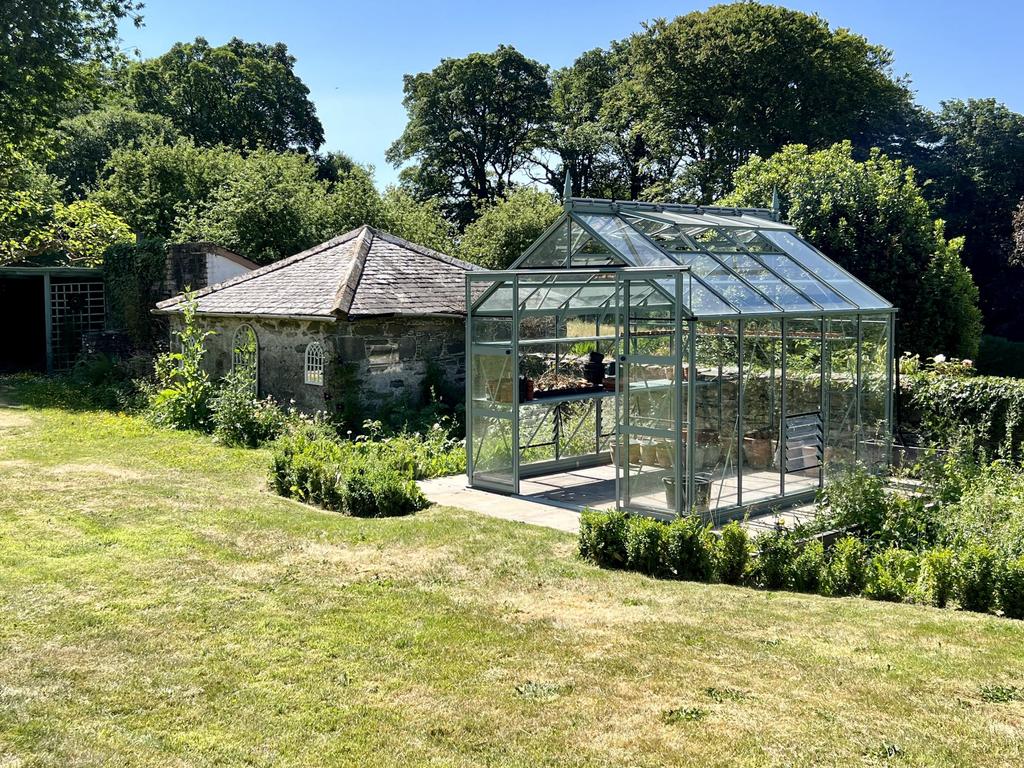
top-left (464, 194), bottom-right (894, 523)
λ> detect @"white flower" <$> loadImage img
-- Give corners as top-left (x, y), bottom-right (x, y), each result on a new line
top-left (962, 359), bottom-right (973, 367)
top-left (932, 354), bottom-right (946, 364)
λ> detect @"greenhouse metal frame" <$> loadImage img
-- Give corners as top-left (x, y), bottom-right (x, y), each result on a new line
top-left (465, 195), bottom-right (895, 522)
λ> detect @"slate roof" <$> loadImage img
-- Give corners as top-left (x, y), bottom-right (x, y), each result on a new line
top-left (156, 226), bottom-right (478, 320)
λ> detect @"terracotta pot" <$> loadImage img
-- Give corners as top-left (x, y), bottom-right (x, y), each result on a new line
top-left (743, 436), bottom-right (776, 470)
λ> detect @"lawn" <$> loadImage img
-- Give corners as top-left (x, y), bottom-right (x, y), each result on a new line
top-left (1, 387), bottom-right (1023, 767)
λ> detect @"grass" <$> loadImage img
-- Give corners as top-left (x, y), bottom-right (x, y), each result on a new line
top-left (1, 382), bottom-right (1024, 766)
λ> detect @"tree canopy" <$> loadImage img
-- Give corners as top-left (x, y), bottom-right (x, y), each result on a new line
top-left (125, 37), bottom-right (325, 153)
top-left (722, 142), bottom-right (982, 358)
top-left (0, 0), bottom-right (142, 145)
top-left (457, 188), bottom-right (561, 269)
top-left (387, 45), bottom-right (551, 225)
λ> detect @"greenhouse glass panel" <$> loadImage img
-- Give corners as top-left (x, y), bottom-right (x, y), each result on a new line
top-left (674, 251), bottom-right (775, 312)
top-left (859, 315), bottom-right (892, 468)
top-left (825, 318), bottom-right (858, 474)
top-left (715, 252), bottom-right (818, 310)
top-left (518, 218), bottom-right (572, 268)
top-left (694, 321), bottom-right (741, 515)
top-left (574, 213), bottom-right (677, 267)
top-left (740, 319), bottom-right (783, 504)
top-left (755, 252), bottom-right (854, 310)
top-left (783, 318), bottom-right (824, 497)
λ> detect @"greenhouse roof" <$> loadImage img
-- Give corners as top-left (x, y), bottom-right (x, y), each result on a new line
top-left (496, 197), bottom-right (893, 318)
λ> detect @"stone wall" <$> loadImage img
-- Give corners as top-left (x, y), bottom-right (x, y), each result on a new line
top-left (169, 313), bottom-right (466, 417)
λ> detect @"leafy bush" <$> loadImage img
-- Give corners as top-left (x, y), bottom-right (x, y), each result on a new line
top-left (341, 462), bottom-right (427, 518)
top-left (821, 537), bottom-right (869, 597)
top-left (751, 530), bottom-right (797, 590)
top-left (818, 465), bottom-right (887, 536)
top-left (957, 542), bottom-right (999, 612)
top-left (351, 420), bottom-right (465, 480)
top-left (578, 509), bottom-right (629, 569)
top-left (625, 517), bottom-right (667, 576)
top-left (998, 556), bottom-right (1024, 620)
top-left (146, 295), bottom-right (215, 431)
top-left (210, 367), bottom-right (286, 447)
top-left (790, 540), bottom-right (825, 593)
top-left (864, 548), bottom-right (920, 603)
top-left (270, 431), bottom-right (346, 510)
top-left (918, 548), bottom-right (957, 608)
top-left (664, 516), bottom-right (717, 582)
top-left (717, 521), bottom-right (750, 585)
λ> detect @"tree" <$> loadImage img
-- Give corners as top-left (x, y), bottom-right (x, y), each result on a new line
top-left (921, 99), bottom-right (1024, 340)
top-left (378, 187), bottom-right (455, 255)
top-left (722, 142), bottom-right (982, 358)
top-left (0, 0), bottom-right (142, 145)
top-left (48, 107), bottom-right (181, 197)
top-left (387, 45), bottom-right (551, 225)
top-left (1015, 199), bottom-right (1024, 266)
top-left (126, 37), bottom-right (324, 153)
top-left (90, 137), bottom-right (244, 239)
top-left (457, 188), bottom-right (561, 269)
top-left (609, 2), bottom-right (920, 203)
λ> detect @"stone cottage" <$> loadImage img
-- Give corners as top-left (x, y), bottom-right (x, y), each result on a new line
top-left (154, 226), bottom-right (477, 414)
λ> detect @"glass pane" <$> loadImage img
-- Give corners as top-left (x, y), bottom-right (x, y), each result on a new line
top-left (761, 231), bottom-right (891, 309)
top-left (757, 253), bottom-right (854, 310)
top-left (518, 218), bottom-right (571, 268)
top-left (784, 318), bottom-right (823, 497)
top-left (575, 213), bottom-right (677, 267)
top-left (685, 276), bottom-right (740, 317)
top-left (859, 315), bottom-right (891, 469)
top-left (740, 319), bottom-right (783, 504)
top-left (623, 214), bottom-right (700, 253)
top-left (716, 252), bottom-right (817, 311)
top-left (674, 252), bottom-right (774, 312)
top-left (694, 321), bottom-right (740, 515)
top-left (825, 318), bottom-right (858, 474)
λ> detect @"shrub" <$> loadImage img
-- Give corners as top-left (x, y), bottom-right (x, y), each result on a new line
top-left (625, 517), bottom-right (667, 576)
top-left (956, 542), bottom-right (999, 613)
top-left (998, 556), bottom-right (1024, 620)
top-left (818, 465), bottom-right (887, 537)
top-left (717, 521), bottom-right (750, 585)
top-left (211, 367), bottom-right (286, 447)
top-left (821, 537), bottom-right (869, 597)
top-left (864, 548), bottom-right (920, 603)
top-left (341, 462), bottom-right (427, 518)
top-left (146, 295), bottom-right (215, 431)
top-left (578, 509), bottom-right (629, 569)
top-left (664, 515), bottom-right (717, 582)
top-left (270, 431), bottom-right (346, 510)
top-left (918, 548), bottom-right (957, 608)
top-left (751, 530), bottom-right (797, 590)
top-left (790, 540), bottom-right (825, 593)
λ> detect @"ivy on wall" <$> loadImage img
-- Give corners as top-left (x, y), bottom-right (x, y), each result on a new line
top-left (103, 238), bottom-right (167, 349)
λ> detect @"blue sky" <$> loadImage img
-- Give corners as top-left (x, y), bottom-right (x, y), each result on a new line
top-left (119, 0), bottom-right (1024, 188)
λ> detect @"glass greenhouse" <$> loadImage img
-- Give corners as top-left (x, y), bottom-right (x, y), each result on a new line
top-left (465, 196), bottom-right (894, 522)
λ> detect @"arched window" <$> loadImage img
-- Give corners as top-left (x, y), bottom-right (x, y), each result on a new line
top-left (232, 324), bottom-right (258, 394)
top-left (304, 341), bottom-right (325, 386)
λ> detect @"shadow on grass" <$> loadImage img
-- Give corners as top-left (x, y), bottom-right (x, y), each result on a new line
top-left (0, 373), bottom-right (134, 413)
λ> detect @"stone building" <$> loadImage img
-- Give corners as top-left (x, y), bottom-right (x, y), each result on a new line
top-left (154, 226), bottom-right (476, 415)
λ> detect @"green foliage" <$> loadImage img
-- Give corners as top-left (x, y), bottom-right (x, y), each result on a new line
top-left (269, 430), bottom-right (345, 510)
top-left (609, 4), bottom-right (920, 202)
top-left (340, 461), bottom-right (427, 518)
top-left (91, 137), bottom-right (243, 239)
top-left (146, 296), bottom-right (215, 432)
top-left (210, 368), bottom-right (286, 448)
top-left (977, 336), bottom-right (1024, 378)
top-left (790, 540), bottom-right (825, 594)
top-left (751, 530), bottom-right (796, 590)
top-left (457, 188), bottom-right (561, 269)
top-left (663, 515), bottom-right (716, 582)
top-left (918, 548), bottom-right (957, 609)
top-left (388, 45), bottom-right (551, 224)
top-left (818, 465), bottom-right (888, 536)
top-left (821, 537), bottom-right (869, 597)
top-left (0, 0), bottom-right (143, 146)
top-left (577, 509), bottom-right (629, 569)
top-left (722, 142), bottom-right (981, 358)
top-left (905, 372), bottom-right (1024, 461)
top-left (624, 517), bottom-right (667, 576)
top-left (956, 542), bottom-right (999, 613)
top-left (864, 548), bottom-right (920, 603)
top-left (126, 37), bottom-right (324, 152)
top-left (102, 239), bottom-right (168, 348)
top-left (717, 521), bottom-right (751, 585)
top-left (48, 107), bottom-right (180, 197)
top-left (997, 556), bottom-right (1024, 620)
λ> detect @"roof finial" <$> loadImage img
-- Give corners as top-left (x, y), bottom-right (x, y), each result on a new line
top-left (771, 186), bottom-right (781, 221)
top-left (563, 169), bottom-right (573, 207)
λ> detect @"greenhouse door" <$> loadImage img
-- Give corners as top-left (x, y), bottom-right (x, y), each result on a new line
top-left (614, 272), bottom-right (685, 516)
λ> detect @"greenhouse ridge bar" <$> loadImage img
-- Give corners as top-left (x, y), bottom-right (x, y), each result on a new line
top-left (465, 186), bottom-right (895, 523)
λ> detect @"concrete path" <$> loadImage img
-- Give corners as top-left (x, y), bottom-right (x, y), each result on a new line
top-left (418, 474), bottom-right (581, 534)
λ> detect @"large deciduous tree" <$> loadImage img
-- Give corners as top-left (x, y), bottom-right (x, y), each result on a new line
top-left (0, 0), bottom-right (143, 145)
top-left (722, 142), bottom-right (982, 359)
top-left (610, 2), bottom-right (921, 203)
top-left (921, 99), bottom-right (1024, 340)
top-left (387, 45), bottom-right (551, 225)
top-left (456, 188), bottom-right (561, 269)
top-left (126, 37), bottom-right (324, 153)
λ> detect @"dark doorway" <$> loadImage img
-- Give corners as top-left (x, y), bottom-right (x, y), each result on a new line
top-left (0, 276), bottom-right (46, 373)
